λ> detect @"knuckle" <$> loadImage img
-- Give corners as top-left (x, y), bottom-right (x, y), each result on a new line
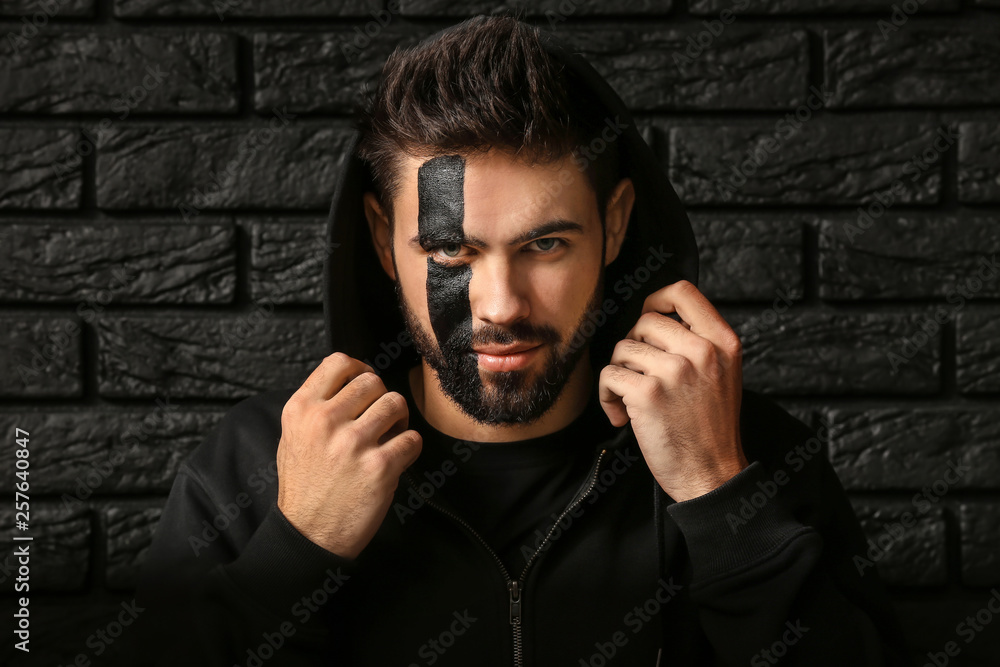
top-left (373, 391), bottom-right (403, 418)
top-left (674, 279), bottom-right (696, 293)
top-left (355, 370), bottom-right (385, 392)
top-left (667, 354), bottom-right (693, 377)
top-left (389, 431), bottom-right (422, 464)
top-left (382, 390), bottom-right (407, 413)
top-left (364, 446), bottom-right (395, 475)
top-left (339, 421), bottom-right (366, 447)
top-left (281, 395), bottom-right (303, 423)
top-left (692, 337), bottom-right (716, 361)
top-left (404, 429), bottom-right (423, 451)
top-left (641, 375), bottom-right (664, 400)
top-left (638, 311), bottom-right (660, 328)
top-left (326, 351), bottom-right (349, 365)
top-left (724, 332), bottom-right (743, 354)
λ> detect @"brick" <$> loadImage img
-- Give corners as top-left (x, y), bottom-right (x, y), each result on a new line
top-left (399, 0), bottom-right (673, 15)
top-left (689, 0), bottom-right (957, 12)
top-left (0, 410), bottom-right (224, 495)
top-left (1, 33), bottom-right (238, 114)
top-left (115, 0), bottom-right (378, 16)
top-left (0, 317), bottom-right (82, 397)
top-left (106, 504), bottom-right (163, 590)
top-left (668, 123), bottom-right (941, 206)
top-left (851, 500), bottom-right (947, 586)
top-left (0, 128), bottom-right (81, 209)
top-left (689, 216), bottom-right (803, 302)
top-left (827, 408), bottom-right (999, 490)
top-left (825, 30), bottom-right (1000, 108)
top-left (96, 123), bottom-right (351, 210)
top-left (0, 223), bottom-right (236, 303)
top-left (96, 316), bottom-right (325, 398)
top-left (557, 28), bottom-right (808, 110)
top-left (0, 0), bottom-right (94, 15)
top-left (956, 311), bottom-right (1000, 393)
top-left (960, 503), bottom-right (1000, 586)
top-left (249, 220), bottom-right (328, 305)
top-left (819, 217), bottom-right (1000, 299)
top-left (0, 504), bottom-right (89, 591)
top-left (722, 310), bottom-right (940, 394)
top-left (958, 121), bottom-right (1000, 203)
top-left (254, 29), bottom-right (426, 114)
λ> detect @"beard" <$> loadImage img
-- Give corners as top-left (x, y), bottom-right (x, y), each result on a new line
top-left (394, 273), bottom-right (604, 426)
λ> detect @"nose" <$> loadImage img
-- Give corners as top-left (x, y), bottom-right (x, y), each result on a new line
top-left (468, 256), bottom-right (530, 329)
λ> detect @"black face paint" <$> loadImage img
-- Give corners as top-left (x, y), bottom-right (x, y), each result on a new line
top-left (417, 155), bottom-right (473, 350)
top-left (404, 154), bottom-right (600, 425)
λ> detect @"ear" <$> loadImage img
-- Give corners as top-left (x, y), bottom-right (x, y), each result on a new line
top-left (603, 177), bottom-right (635, 266)
top-left (363, 191), bottom-right (396, 281)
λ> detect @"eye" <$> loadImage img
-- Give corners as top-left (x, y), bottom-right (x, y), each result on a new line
top-left (430, 242), bottom-right (468, 262)
top-left (529, 238), bottom-right (565, 253)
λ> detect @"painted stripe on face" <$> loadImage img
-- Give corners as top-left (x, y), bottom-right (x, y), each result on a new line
top-left (417, 155), bottom-right (474, 353)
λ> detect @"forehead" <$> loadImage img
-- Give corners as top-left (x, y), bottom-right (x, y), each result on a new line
top-left (391, 149), bottom-right (598, 239)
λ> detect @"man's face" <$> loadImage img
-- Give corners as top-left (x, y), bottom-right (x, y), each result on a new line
top-left (384, 149), bottom-right (612, 425)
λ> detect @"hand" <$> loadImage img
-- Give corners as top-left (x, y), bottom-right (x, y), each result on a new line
top-left (598, 280), bottom-right (749, 502)
top-left (277, 352), bottom-right (423, 558)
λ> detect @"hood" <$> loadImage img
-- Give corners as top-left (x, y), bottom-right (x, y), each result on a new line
top-left (321, 23), bottom-right (699, 377)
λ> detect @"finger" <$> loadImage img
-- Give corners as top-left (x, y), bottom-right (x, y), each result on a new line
top-left (627, 312), bottom-right (718, 368)
top-left (598, 363), bottom-right (645, 427)
top-left (333, 371), bottom-right (391, 421)
top-left (627, 311), bottom-right (691, 349)
top-left (380, 429), bottom-right (424, 478)
top-left (664, 311), bottom-right (691, 330)
top-left (609, 338), bottom-right (670, 376)
top-left (353, 390), bottom-right (410, 447)
top-left (298, 352), bottom-right (375, 402)
top-left (641, 280), bottom-right (732, 347)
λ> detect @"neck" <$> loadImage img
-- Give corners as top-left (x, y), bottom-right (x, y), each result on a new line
top-left (408, 351), bottom-right (594, 443)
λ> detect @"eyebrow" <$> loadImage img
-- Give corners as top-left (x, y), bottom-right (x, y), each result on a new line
top-left (408, 219), bottom-right (585, 249)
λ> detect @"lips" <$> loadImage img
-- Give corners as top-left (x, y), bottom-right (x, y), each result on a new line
top-left (471, 343), bottom-right (539, 356)
top-left (472, 343), bottom-right (543, 372)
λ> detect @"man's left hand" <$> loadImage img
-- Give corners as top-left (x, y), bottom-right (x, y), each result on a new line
top-left (598, 279), bottom-right (750, 503)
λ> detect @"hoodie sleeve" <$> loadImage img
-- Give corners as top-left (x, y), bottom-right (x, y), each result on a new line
top-left (131, 400), bottom-right (359, 667)
top-left (663, 394), bottom-right (915, 667)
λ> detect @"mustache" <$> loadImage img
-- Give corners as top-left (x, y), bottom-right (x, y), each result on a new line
top-left (470, 322), bottom-right (560, 348)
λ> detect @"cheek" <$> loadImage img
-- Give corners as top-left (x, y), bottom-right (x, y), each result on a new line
top-left (540, 239), bottom-right (603, 302)
top-left (426, 260), bottom-right (473, 342)
top-left (527, 264), bottom-right (591, 326)
top-left (395, 252), bottom-right (429, 311)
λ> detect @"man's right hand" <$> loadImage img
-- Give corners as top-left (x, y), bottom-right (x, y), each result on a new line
top-left (276, 352), bottom-right (423, 558)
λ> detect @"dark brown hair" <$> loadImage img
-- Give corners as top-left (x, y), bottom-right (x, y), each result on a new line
top-left (354, 15), bottom-right (621, 225)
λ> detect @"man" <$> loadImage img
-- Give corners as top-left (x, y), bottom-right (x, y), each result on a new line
top-left (134, 15), bottom-right (914, 667)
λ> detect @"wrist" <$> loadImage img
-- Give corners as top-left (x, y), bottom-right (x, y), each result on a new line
top-left (277, 501), bottom-right (362, 559)
top-left (659, 455), bottom-right (750, 502)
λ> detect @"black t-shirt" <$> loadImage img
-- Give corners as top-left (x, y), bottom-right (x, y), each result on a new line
top-left (389, 365), bottom-right (611, 578)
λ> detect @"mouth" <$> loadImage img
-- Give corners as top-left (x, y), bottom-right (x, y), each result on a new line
top-left (472, 343), bottom-right (543, 372)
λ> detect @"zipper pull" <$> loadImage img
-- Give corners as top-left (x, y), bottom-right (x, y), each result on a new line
top-left (509, 581), bottom-right (521, 625)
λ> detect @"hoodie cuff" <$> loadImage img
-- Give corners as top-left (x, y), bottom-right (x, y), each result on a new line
top-left (220, 501), bottom-right (358, 627)
top-left (665, 460), bottom-right (810, 582)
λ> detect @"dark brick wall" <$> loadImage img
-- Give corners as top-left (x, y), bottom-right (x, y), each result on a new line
top-left (1, 1), bottom-right (999, 665)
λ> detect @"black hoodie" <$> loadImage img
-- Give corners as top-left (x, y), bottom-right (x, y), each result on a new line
top-left (132, 22), bottom-right (915, 667)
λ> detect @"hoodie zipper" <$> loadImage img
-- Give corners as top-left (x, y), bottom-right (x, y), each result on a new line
top-left (404, 448), bottom-right (608, 667)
